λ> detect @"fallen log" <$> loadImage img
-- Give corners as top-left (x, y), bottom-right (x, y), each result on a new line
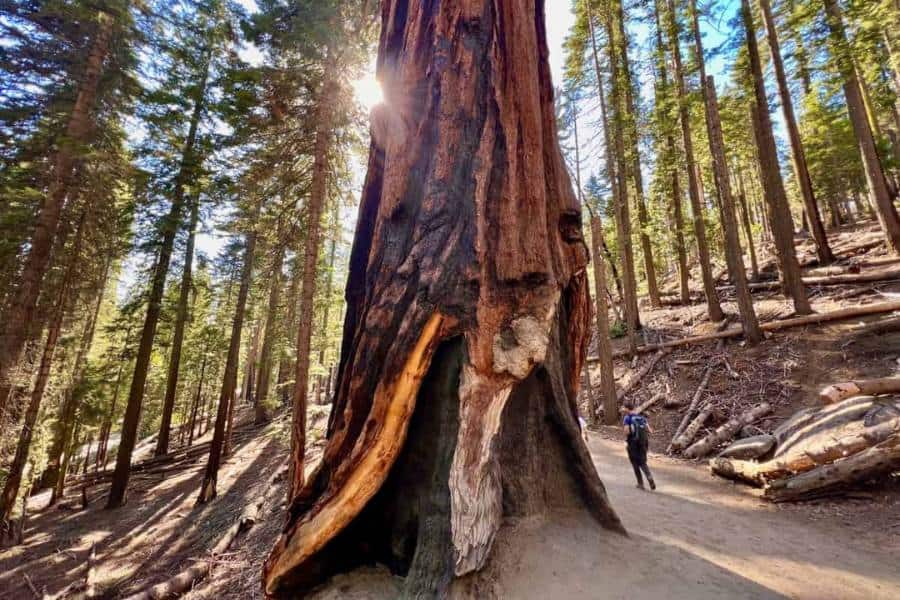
top-left (711, 415), bottom-right (900, 485)
top-left (615, 350), bottom-right (670, 400)
top-left (634, 392), bottom-right (665, 415)
top-left (716, 434), bottom-right (776, 460)
top-left (683, 403), bottom-right (772, 459)
top-left (591, 300), bottom-right (900, 359)
top-left (852, 316), bottom-right (900, 336)
top-left (722, 266), bottom-right (900, 292)
top-left (819, 377), bottom-right (900, 404)
top-left (764, 433), bottom-right (900, 502)
top-left (667, 367), bottom-right (713, 453)
top-left (670, 403), bottom-right (714, 452)
top-left (121, 466), bottom-right (288, 600)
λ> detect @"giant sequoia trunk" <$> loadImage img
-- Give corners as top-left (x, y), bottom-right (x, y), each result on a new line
top-left (263, 2), bottom-right (623, 596)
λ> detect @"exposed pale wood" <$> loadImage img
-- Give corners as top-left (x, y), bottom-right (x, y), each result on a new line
top-left (684, 403), bottom-right (772, 459)
top-left (820, 378), bottom-right (900, 404)
top-left (671, 403), bottom-right (714, 452)
top-left (634, 392), bottom-right (665, 415)
top-left (616, 350), bottom-right (670, 401)
top-left (764, 433), bottom-right (900, 502)
top-left (712, 416), bottom-right (900, 485)
top-left (668, 367), bottom-right (713, 453)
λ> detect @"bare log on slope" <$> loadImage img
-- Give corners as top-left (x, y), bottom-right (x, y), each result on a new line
top-left (683, 403), bottom-right (772, 459)
top-left (671, 403), bottom-right (714, 452)
top-left (764, 434), bottom-right (900, 502)
top-left (852, 317), bottom-right (900, 336)
top-left (634, 392), bottom-right (665, 415)
top-left (718, 266), bottom-right (900, 291)
top-left (592, 300), bottom-right (900, 359)
top-left (667, 367), bottom-right (713, 453)
top-left (819, 378), bottom-right (900, 404)
top-left (615, 350), bottom-right (670, 401)
top-left (121, 467), bottom-right (288, 600)
top-left (711, 415), bottom-right (900, 485)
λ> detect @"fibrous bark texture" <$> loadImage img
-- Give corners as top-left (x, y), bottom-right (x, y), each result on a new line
top-left (263, 1), bottom-right (622, 596)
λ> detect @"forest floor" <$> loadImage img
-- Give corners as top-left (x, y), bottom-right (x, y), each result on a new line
top-left (2, 220), bottom-right (900, 599)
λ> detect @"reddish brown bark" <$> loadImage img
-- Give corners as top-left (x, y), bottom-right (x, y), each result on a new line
top-left (822, 0), bottom-right (900, 254)
top-left (263, 2), bottom-right (622, 596)
top-left (288, 70), bottom-right (335, 501)
top-left (0, 16), bottom-right (112, 410)
top-left (757, 0), bottom-right (834, 265)
top-left (664, 0), bottom-right (724, 322)
top-left (255, 245), bottom-right (285, 423)
top-left (742, 0), bottom-right (811, 314)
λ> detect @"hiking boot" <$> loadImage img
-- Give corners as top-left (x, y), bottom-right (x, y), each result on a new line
top-left (648, 478), bottom-right (656, 491)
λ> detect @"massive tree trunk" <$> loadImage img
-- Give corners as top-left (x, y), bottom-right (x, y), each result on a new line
top-left (106, 54), bottom-right (210, 509)
top-left (156, 191), bottom-right (201, 456)
top-left (742, 0), bottom-right (811, 315)
top-left (0, 15), bottom-right (112, 411)
top-left (263, 2), bottom-right (623, 596)
top-left (705, 76), bottom-right (762, 343)
top-left (664, 0), bottom-right (724, 322)
top-left (758, 0), bottom-right (834, 264)
top-left (822, 0), bottom-right (900, 254)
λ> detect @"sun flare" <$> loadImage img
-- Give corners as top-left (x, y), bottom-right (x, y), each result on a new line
top-left (352, 73), bottom-right (384, 112)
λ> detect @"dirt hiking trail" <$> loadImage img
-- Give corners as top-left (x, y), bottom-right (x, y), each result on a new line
top-left (310, 434), bottom-right (899, 600)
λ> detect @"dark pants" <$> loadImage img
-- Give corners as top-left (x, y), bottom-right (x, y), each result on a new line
top-left (627, 442), bottom-right (654, 487)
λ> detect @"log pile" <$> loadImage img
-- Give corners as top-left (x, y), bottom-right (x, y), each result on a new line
top-left (710, 379), bottom-right (900, 502)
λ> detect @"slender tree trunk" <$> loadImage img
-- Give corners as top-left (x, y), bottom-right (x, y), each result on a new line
top-left (742, 0), bottom-right (811, 314)
top-left (599, 1), bottom-right (641, 350)
top-left (289, 71), bottom-right (336, 500)
top-left (705, 76), bottom-right (762, 342)
top-left (735, 166), bottom-right (760, 280)
top-left (586, 0), bottom-right (638, 348)
top-left (758, 0), bottom-right (833, 264)
top-left (317, 207), bottom-right (339, 366)
top-left (613, 0), bottom-right (660, 308)
top-left (0, 16), bottom-right (113, 403)
top-left (106, 55), bottom-right (210, 509)
top-left (197, 200), bottom-right (260, 504)
top-left (822, 0), bottom-right (900, 253)
top-left (0, 242), bottom-right (77, 521)
top-left (96, 332), bottom-right (128, 472)
top-left (187, 345), bottom-right (208, 447)
top-left (155, 191), bottom-right (201, 456)
top-left (590, 214), bottom-right (620, 425)
top-left (653, 0), bottom-right (691, 304)
top-left (664, 0), bottom-right (724, 322)
top-left (255, 245), bottom-right (285, 423)
top-left (264, 3), bottom-right (622, 594)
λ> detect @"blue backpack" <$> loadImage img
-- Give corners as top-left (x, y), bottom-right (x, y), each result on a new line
top-left (628, 414), bottom-right (649, 447)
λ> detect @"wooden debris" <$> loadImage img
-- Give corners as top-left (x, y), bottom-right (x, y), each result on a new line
top-left (667, 366), bottom-right (713, 453)
top-left (671, 403), bottom-right (714, 452)
top-left (716, 434), bottom-right (776, 460)
top-left (614, 349), bottom-right (670, 400)
top-left (684, 403), bottom-right (772, 459)
top-left (634, 392), bottom-right (665, 415)
top-left (764, 433), bottom-right (900, 502)
top-left (592, 300), bottom-right (900, 359)
top-left (820, 377), bottom-right (900, 404)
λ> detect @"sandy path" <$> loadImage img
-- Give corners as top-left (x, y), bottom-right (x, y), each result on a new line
top-left (563, 435), bottom-right (900, 600)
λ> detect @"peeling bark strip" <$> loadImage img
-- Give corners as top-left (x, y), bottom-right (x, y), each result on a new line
top-left (263, 1), bottom-right (621, 596)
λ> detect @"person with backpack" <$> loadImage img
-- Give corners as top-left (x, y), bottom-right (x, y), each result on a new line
top-left (621, 407), bottom-right (656, 490)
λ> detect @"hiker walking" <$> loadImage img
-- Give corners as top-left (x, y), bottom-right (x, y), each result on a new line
top-left (621, 407), bottom-right (656, 490)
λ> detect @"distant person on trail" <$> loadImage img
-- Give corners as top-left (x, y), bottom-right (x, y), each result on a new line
top-left (621, 407), bottom-right (655, 491)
